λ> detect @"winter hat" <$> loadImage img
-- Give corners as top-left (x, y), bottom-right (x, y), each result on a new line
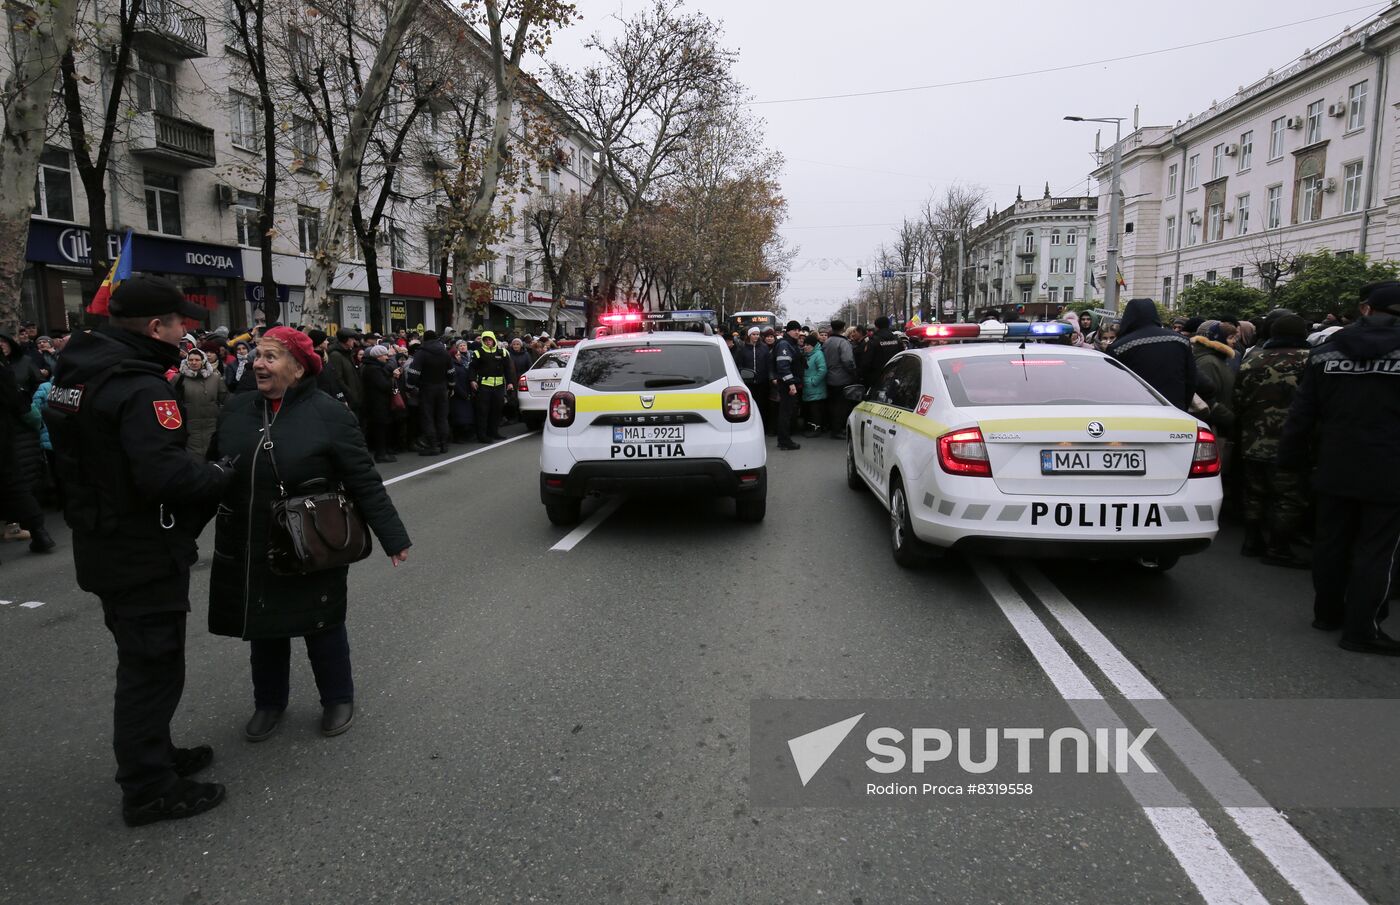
top-left (262, 325), bottom-right (323, 376)
top-left (306, 328), bottom-right (328, 347)
top-left (1364, 280), bottom-right (1400, 313)
top-left (747, 327), bottom-right (761, 337)
top-left (1271, 315), bottom-right (1309, 340)
top-left (1196, 319), bottom-right (1224, 341)
top-left (367, 344), bottom-right (393, 358)
top-left (785, 320), bottom-right (802, 332)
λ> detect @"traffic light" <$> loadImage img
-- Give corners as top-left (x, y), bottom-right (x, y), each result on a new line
top-left (856, 268), bottom-right (863, 282)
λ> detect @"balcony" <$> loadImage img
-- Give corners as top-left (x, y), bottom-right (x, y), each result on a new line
top-left (129, 111), bottom-right (216, 168)
top-left (991, 277), bottom-right (1003, 289)
top-left (1013, 273), bottom-right (1038, 287)
top-left (1016, 247), bottom-right (1036, 258)
top-left (131, 0), bottom-right (207, 58)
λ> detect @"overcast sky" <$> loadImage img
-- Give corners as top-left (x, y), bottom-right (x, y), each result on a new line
top-left (542, 0), bottom-right (1388, 323)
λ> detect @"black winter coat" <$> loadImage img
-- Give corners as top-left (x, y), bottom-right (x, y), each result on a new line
top-left (361, 357), bottom-right (396, 427)
top-left (1106, 298), bottom-right (1198, 411)
top-left (860, 329), bottom-right (901, 385)
top-left (406, 339), bottom-right (452, 389)
top-left (1279, 313), bottom-right (1400, 501)
top-left (207, 380), bottom-right (410, 639)
top-left (450, 355), bottom-right (475, 428)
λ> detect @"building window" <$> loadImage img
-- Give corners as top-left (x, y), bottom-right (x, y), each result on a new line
top-left (1238, 131), bottom-right (1252, 171)
top-left (505, 254), bottom-right (515, 282)
top-left (1021, 260), bottom-right (1035, 275)
top-left (1236, 194), bottom-right (1250, 236)
top-left (1165, 216), bottom-right (1176, 249)
top-left (1050, 230), bottom-right (1060, 245)
top-left (288, 28), bottom-right (313, 68)
top-left (33, 148), bottom-right (74, 221)
top-left (1205, 270), bottom-right (1217, 284)
top-left (1348, 80), bottom-right (1368, 131)
top-left (1270, 117), bottom-right (1286, 160)
top-left (1183, 273), bottom-right (1194, 288)
top-left (1063, 289), bottom-right (1073, 304)
top-left (1162, 276), bottom-right (1173, 307)
top-left (1299, 175), bottom-right (1323, 223)
top-left (484, 258), bottom-right (495, 282)
top-left (581, 154), bottom-right (593, 181)
top-left (1343, 161), bottom-right (1364, 213)
top-left (1065, 257), bottom-right (1075, 274)
top-left (230, 91), bottom-right (259, 150)
top-left (1187, 211), bottom-right (1199, 246)
top-left (1187, 154), bottom-right (1199, 189)
top-left (1306, 99), bottom-right (1324, 145)
top-left (291, 116), bottom-right (318, 171)
top-left (234, 191), bottom-right (260, 247)
top-left (390, 225), bottom-right (408, 269)
top-left (1047, 287), bottom-right (1059, 303)
top-left (1167, 163), bottom-right (1178, 196)
top-left (1231, 266), bottom-right (1245, 281)
top-left (1066, 230), bottom-right (1077, 245)
top-left (132, 56), bottom-right (176, 115)
top-left (1021, 289), bottom-right (1031, 305)
top-left (1022, 231), bottom-right (1034, 253)
top-left (297, 206), bottom-right (320, 254)
top-left (1267, 185), bottom-right (1282, 229)
top-left (523, 259), bottom-right (533, 288)
top-left (1212, 143), bottom-right (1225, 180)
top-left (1207, 202), bottom-right (1224, 242)
top-left (144, 171), bottom-right (181, 236)
top-left (1049, 258), bottom-right (1060, 274)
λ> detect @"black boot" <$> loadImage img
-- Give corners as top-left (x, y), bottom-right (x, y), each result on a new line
top-left (244, 708), bottom-right (284, 742)
top-left (122, 779), bottom-right (226, 827)
top-left (321, 702), bottom-right (354, 737)
top-left (1240, 523), bottom-right (1264, 557)
top-left (172, 745), bottom-right (214, 778)
top-left (27, 525), bottom-right (56, 554)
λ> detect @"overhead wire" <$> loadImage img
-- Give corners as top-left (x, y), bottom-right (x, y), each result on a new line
top-left (751, 3), bottom-right (1386, 106)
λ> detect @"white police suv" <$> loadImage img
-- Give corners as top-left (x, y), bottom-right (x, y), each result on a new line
top-left (847, 322), bottom-right (1223, 570)
top-left (539, 331), bottom-right (767, 525)
top-left (517, 348), bottom-right (573, 431)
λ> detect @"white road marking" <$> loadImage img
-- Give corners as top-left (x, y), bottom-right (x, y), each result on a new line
top-left (550, 498), bottom-right (623, 552)
top-left (19, 601), bottom-right (45, 609)
top-left (970, 560), bottom-right (1268, 905)
top-left (0, 599), bottom-right (12, 606)
top-left (1018, 565), bottom-right (1367, 905)
top-left (383, 433), bottom-right (532, 486)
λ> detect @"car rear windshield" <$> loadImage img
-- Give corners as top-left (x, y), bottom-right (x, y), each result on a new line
top-left (570, 343), bottom-right (728, 392)
top-left (937, 354), bottom-right (1166, 407)
top-left (533, 352), bottom-right (571, 370)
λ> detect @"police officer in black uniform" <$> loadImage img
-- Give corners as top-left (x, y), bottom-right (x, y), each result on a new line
top-left (1279, 281), bottom-right (1400, 654)
top-left (45, 276), bottom-right (236, 825)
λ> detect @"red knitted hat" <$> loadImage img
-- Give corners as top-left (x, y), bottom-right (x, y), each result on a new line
top-left (262, 326), bottom-right (323, 376)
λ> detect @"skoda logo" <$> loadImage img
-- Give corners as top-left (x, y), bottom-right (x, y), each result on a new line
top-left (640, 394), bottom-right (655, 409)
top-left (1086, 421), bottom-right (1105, 438)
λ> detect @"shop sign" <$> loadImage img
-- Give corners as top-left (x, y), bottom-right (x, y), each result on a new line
top-left (25, 220), bottom-right (243, 278)
top-left (392, 269), bottom-right (452, 298)
top-left (492, 284), bottom-right (526, 305)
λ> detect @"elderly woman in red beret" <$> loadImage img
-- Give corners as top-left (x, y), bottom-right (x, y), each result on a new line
top-left (207, 327), bottom-right (410, 742)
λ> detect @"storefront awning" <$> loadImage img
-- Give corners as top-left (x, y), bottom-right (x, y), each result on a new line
top-left (495, 302), bottom-right (586, 327)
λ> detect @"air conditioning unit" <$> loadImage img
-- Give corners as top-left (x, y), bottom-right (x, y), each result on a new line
top-left (1324, 177), bottom-right (1338, 193)
top-left (1223, 143), bottom-right (1238, 156)
top-left (215, 184), bottom-right (236, 206)
top-left (1285, 115), bottom-right (1304, 130)
top-left (1189, 213), bottom-right (1202, 224)
top-left (1223, 211), bottom-right (1234, 222)
top-left (1328, 101), bottom-right (1347, 117)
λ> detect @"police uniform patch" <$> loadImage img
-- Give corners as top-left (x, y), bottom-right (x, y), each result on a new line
top-left (153, 399), bottom-right (183, 430)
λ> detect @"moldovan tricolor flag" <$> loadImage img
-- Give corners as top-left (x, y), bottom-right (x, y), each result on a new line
top-left (86, 230), bottom-right (133, 316)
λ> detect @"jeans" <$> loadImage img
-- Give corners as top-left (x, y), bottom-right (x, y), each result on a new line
top-left (249, 624), bottom-right (353, 710)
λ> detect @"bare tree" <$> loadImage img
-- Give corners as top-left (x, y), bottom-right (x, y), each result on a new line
top-left (549, 0), bottom-right (739, 323)
top-left (229, 0), bottom-right (283, 321)
top-left (303, 0), bottom-right (422, 322)
top-left (927, 182), bottom-right (987, 319)
top-left (1244, 227), bottom-right (1303, 300)
top-left (0, 0), bottom-right (79, 326)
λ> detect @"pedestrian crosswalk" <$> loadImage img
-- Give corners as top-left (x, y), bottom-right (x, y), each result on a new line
top-left (0, 599), bottom-right (46, 609)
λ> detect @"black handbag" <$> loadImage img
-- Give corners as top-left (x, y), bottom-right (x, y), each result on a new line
top-left (261, 405), bottom-right (373, 576)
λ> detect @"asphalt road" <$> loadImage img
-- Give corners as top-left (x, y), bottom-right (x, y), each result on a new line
top-left (1, 426), bottom-right (1398, 904)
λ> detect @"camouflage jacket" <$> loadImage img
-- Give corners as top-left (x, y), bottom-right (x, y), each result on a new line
top-left (1233, 341), bottom-right (1310, 462)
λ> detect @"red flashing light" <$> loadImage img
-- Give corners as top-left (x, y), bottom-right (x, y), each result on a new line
top-left (922, 324), bottom-right (980, 339)
top-left (631, 348), bottom-right (663, 354)
top-left (1190, 428), bottom-right (1221, 477)
top-left (937, 427), bottom-right (992, 477)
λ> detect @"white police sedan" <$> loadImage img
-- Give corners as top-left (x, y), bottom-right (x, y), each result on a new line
top-left (846, 322), bottom-right (1223, 570)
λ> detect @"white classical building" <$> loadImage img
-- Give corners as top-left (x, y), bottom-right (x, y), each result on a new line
top-left (964, 186), bottom-right (1099, 319)
top-left (1090, 3), bottom-right (1400, 309)
top-left (17, 0), bottom-right (599, 336)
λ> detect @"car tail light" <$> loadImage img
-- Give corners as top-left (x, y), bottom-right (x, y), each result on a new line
top-left (722, 387), bottom-right (751, 422)
top-left (549, 391), bottom-right (576, 428)
top-left (1190, 428), bottom-right (1221, 477)
top-left (518, 375), bottom-right (529, 392)
top-left (937, 427), bottom-right (992, 477)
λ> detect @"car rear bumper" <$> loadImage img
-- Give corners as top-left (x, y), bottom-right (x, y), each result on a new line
top-left (948, 535), bottom-right (1212, 559)
top-left (540, 460), bottom-right (766, 501)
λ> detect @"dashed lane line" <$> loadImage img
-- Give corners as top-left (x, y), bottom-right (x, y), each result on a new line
top-left (1017, 564), bottom-right (1367, 905)
top-left (550, 498), bottom-right (624, 553)
top-left (971, 560), bottom-right (1269, 905)
top-left (382, 433), bottom-right (533, 487)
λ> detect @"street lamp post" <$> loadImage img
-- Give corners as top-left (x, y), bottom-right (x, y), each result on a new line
top-left (1065, 115), bottom-right (1125, 313)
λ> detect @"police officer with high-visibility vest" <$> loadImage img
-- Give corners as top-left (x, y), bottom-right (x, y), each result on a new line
top-left (44, 275), bottom-right (236, 826)
top-left (470, 330), bottom-right (513, 442)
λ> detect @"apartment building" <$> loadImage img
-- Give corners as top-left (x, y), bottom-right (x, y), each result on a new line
top-left (17, 0), bottom-right (597, 336)
top-left (964, 186), bottom-right (1099, 318)
top-left (1089, 5), bottom-right (1400, 308)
